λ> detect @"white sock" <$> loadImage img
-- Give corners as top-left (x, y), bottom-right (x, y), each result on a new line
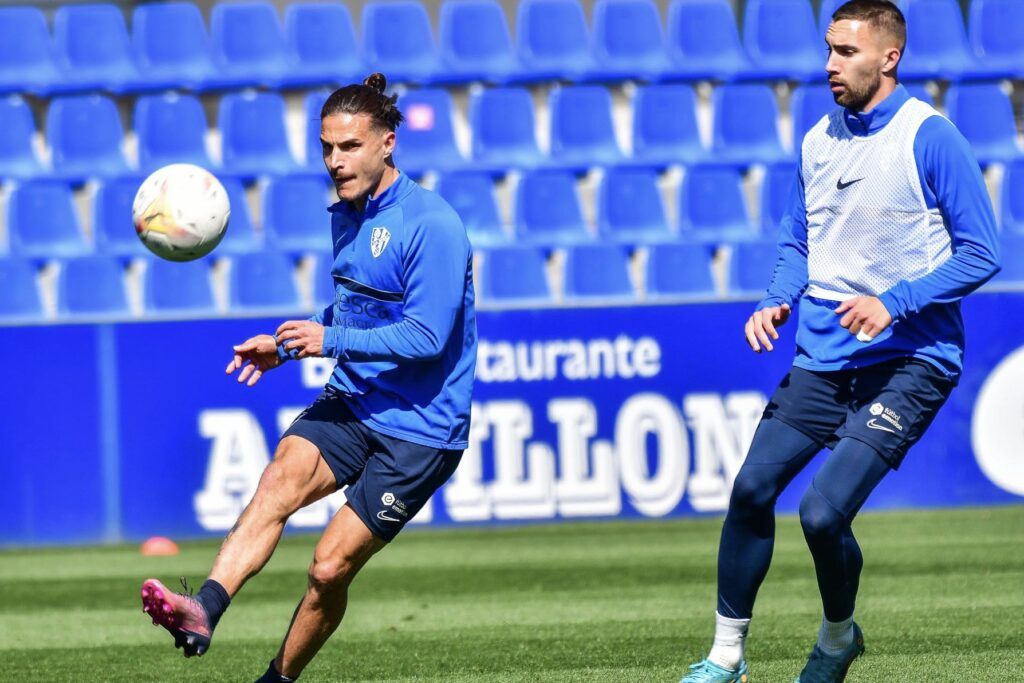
top-left (817, 614), bottom-right (855, 655)
top-left (707, 611), bottom-right (750, 670)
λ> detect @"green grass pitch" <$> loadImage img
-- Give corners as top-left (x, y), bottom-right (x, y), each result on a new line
top-left (3, 505), bottom-right (1022, 682)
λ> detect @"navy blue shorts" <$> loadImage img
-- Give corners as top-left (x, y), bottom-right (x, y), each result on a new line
top-left (282, 387), bottom-right (462, 542)
top-left (763, 358), bottom-right (958, 468)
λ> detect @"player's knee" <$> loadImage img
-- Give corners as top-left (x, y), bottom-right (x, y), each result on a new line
top-left (799, 487), bottom-right (844, 538)
top-left (729, 469), bottom-right (777, 514)
top-left (307, 557), bottom-right (357, 595)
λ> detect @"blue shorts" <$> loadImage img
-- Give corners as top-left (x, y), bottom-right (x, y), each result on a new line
top-left (763, 358), bottom-right (958, 468)
top-left (282, 387), bottom-right (463, 541)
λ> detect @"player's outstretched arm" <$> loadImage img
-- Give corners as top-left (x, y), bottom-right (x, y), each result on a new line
top-left (225, 334), bottom-right (283, 387)
top-left (744, 303), bottom-right (791, 353)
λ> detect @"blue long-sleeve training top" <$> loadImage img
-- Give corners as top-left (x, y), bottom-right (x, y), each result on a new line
top-left (280, 171), bottom-right (477, 450)
top-left (759, 84), bottom-right (1001, 376)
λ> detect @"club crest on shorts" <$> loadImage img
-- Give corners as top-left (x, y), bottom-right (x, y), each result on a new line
top-left (370, 227), bottom-right (391, 258)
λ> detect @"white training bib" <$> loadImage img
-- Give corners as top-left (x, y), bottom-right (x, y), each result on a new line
top-left (801, 97), bottom-right (952, 301)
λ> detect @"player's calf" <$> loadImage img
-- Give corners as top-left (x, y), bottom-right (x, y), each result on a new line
top-left (140, 577), bottom-right (230, 658)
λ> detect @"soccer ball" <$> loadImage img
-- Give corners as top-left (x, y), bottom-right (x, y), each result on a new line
top-left (132, 164), bottom-right (230, 262)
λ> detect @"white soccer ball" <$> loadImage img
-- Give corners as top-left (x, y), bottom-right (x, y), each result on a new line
top-left (132, 163), bottom-right (230, 262)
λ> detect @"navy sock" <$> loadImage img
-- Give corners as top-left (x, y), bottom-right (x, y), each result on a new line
top-left (195, 579), bottom-right (231, 630)
top-left (255, 660), bottom-right (295, 682)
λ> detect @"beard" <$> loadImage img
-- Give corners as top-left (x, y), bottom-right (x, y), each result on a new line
top-left (832, 71), bottom-right (882, 112)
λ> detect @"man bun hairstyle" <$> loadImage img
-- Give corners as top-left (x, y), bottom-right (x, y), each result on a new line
top-left (832, 0), bottom-right (907, 51)
top-left (320, 72), bottom-right (404, 132)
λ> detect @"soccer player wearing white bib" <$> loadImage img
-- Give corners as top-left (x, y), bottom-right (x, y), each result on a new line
top-left (680, 2), bottom-right (1000, 682)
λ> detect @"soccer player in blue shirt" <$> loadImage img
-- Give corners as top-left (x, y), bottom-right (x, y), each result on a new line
top-left (140, 73), bottom-right (477, 683)
top-left (681, 2), bottom-right (1000, 682)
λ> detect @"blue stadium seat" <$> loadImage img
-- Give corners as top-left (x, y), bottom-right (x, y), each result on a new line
top-left (313, 251), bottom-right (337, 308)
top-left (135, 93), bottom-right (213, 173)
top-left (435, 172), bottom-right (508, 247)
top-left (210, 1), bottom-right (289, 89)
top-left (760, 162), bottom-right (798, 234)
top-left (991, 233), bottom-right (1024, 285)
top-left (263, 174), bottom-right (333, 253)
top-left (218, 177), bottom-right (260, 253)
top-left (665, 0), bottom-right (755, 82)
top-left (549, 86), bottom-right (623, 171)
top-left (515, 0), bottom-right (597, 82)
top-left (645, 242), bottom-right (716, 297)
top-left (818, 0), bottom-right (842, 35)
top-left (144, 257), bottom-right (216, 314)
top-left (597, 167), bottom-right (672, 244)
top-left (905, 83), bottom-right (935, 106)
top-left (303, 89), bottom-right (331, 170)
top-left (729, 238), bottom-right (777, 295)
top-left (219, 92), bottom-right (298, 179)
top-left (229, 251), bottom-right (301, 310)
top-left (94, 175), bottom-right (149, 257)
top-left (438, 0), bottom-right (526, 84)
top-left (52, 4), bottom-right (146, 93)
top-left (678, 164), bottom-right (755, 243)
top-left (564, 244), bottom-right (635, 301)
top-left (899, 0), bottom-right (987, 81)
top-left (132, 3), bottom-right (236, 92)
top-left (394, 89), bottom-right (465, 177)
top-left (515, 170), bottom-right (591, 245)
top-left (791, 85), bottom-right (836, 144)
top-left (479, 245), bottom-right (552, 303)
top-left (1000, 158), bottom-right (1024, 234)
top-left (0, 97), bottom-right (44, 180)
top-left (631, 84), bottom-right (705, 169)
top-left (7, 180), bottom-right (89, 258)
top-left (283, 2), bottom-right (363, 89)
top-left (362, 1), bottom-right (441, 85)
top-left (469, 87), bottom-right (545, 171)
top-left (946, 83), bottom-right (1021, 165)
top-left (590, 0), bottom-right (671, 82)
top-left (0, 258), bottom-right (44, 320)
top-left (712, 84), bottom-right (788, 166)
top-left (58, 255), bottom-right (128, 316)
top-left (47, 95), bottom-right (129, 181)
top-left (969, 0), bottom-right (1024, 80)
top-left (743, 0), bottom-right (823, 82)
top-left (0, 7), bottom-right (61, 95)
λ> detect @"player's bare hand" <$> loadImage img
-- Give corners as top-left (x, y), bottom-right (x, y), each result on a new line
top-left (275, 320), bottom-right (326, 359)
top-left (836, 296), bottom-right (893, 341)
top-left (744, 304), bottom-right (791, 353)
top-left (226, 334), bottom-right (281, 387)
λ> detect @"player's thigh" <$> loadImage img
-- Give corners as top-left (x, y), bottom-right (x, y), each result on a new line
top-left (754, 366), bottom-right (849, 462)
top-left (807, 437), bottom-right (891, 519)
top-left (345, 435), bottom-right (463, 544)
top-left (260, 435), bottom-right (339, 509)
top-left (839, 358), bottom-right (958, 468)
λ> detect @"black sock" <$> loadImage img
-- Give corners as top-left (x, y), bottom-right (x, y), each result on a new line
top-left (255, 659), bottom-right (295, 683)
top-left (195, 579), bottom-right (231, 630)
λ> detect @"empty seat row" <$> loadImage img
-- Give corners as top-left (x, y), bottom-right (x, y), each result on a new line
top-left (6, 80), bottom-right (1018, 184)
top-left (2, 174), bottom-right (333, 259)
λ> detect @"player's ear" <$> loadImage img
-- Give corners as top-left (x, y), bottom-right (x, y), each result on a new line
top-left (382, 130), bottom-right (396, 159)
top-left (882, 45), bottom-right (902, 75)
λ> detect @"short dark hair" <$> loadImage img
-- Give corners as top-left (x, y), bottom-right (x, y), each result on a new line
top-left (320, 72), bottom-right (404, 132)
top-left (832, 0), bottom-right (907, 50)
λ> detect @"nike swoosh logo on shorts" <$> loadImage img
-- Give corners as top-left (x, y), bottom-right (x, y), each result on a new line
top-left (837, 177), bottom-right (865, 190)
top-left (866, 418), bottom-right (897, 434)
top-left (377, 510), bottom-right (401, 522)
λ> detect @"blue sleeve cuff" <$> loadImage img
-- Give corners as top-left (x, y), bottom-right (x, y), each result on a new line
top-left (878, 289), bottom-right (905, 321)
top-left (756, 296), bottom-right (788, 312)
top-left (322, 326), bottom-right (342, 359)
top-left (277, 343), bottom-right (299, 362)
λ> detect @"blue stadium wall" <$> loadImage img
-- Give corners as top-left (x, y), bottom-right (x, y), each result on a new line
top-left (2, 291), bottom-right (1022, 547)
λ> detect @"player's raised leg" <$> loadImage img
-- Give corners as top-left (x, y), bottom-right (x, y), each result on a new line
top-left (141, 435), bottom-right (337, 657)
top-left (255, 505), bottom-right (386, 682)
top-left (793, 437), bottom-right (886, 682)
